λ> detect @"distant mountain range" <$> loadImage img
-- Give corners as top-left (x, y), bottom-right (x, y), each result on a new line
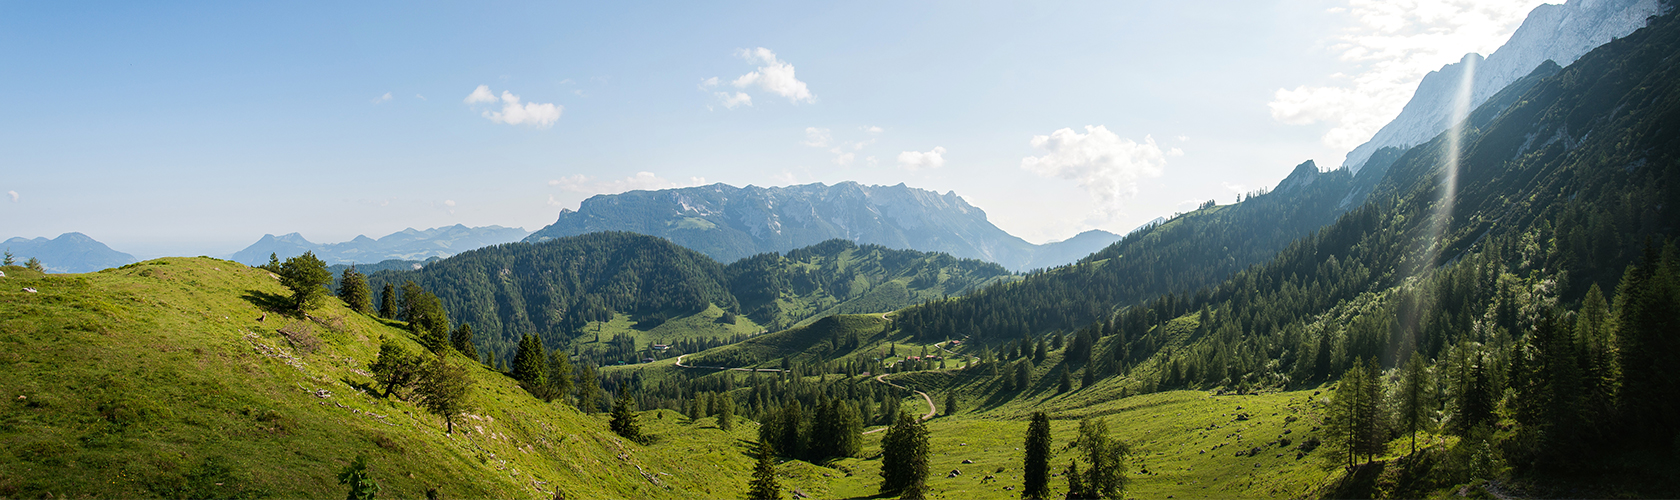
top-left (230, 224), bottom-right (529, 266)
top-left (524, 182), bottom-right (1120, 271)
top-left (1340, 0), bottom-right (1664, 172)
top-left (1, 232), bottom-right (136, 273)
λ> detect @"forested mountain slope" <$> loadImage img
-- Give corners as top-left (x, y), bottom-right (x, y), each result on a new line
top-left (367, 233), bottom-right (1015, 365)
top-left (903, 9), bottom-right (1680, 495)
top-left (889, 57), bottom-right (1565, 346)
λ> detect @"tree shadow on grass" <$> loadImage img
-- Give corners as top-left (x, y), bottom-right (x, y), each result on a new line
top-left (241, 289), bottom-right (291, 314)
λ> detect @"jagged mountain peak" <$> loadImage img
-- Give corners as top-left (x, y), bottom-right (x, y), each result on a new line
top-left (526, 182), bottom-right (1113, 270)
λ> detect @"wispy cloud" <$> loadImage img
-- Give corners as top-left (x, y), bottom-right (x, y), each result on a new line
top-left (1021, 125), bottom-right (1171, 220)
top-left (714, 91), bottom-right (752, 109)
top-left (548, 172), bottom-right (708, 195)
top-left (372, 92), bottom-right (393, 104)
top-left (801, 127), bottom-right (831, 147)
top-left (731, 48), bottom-right (814, 103)
top-left (6, 190), bottom-right (16, 202)
top-left (1269, 0), bottom-right (1545, 151)
top-left (463, 85), bottom-right (562, 127)
top-left (897, 147), bottom-right (947, 170)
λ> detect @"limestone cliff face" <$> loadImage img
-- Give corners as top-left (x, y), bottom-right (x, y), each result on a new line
top-left (525, 182), bottom-right (1119, 271)
top-left (1342, 0), bottom-right (1664, 173)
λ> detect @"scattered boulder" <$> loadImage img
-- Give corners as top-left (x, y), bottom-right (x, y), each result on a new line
top-left (946, 469), bottom-right (961, 478)
top-left (962, 459), bottom-right (975, 464)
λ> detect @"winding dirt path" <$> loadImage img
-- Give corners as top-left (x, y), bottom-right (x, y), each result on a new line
top-left (674, 354), bottom-right (785, 372)
top-left (862, 372), bottom-right (936, 435)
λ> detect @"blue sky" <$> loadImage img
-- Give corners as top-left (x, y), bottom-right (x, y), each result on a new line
top-left (0, 1), bottom-right (1546, 258)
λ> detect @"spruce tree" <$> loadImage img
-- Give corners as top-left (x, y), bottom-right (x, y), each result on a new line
top-left (2, 248), bottom-right (12, 265)
top-left (747, 440), bottom-right (781, 500)
top-left (512, 335), bottom-right (548, 398)
top-left (378, 283), bottom-right (396, 319)
top-left (1058, 369), bottom-right (1073, 393)
top-left (718, 394), bottom-right (735, 431)
top-left (547, 350), bottom-right (574, 407)
top-left (880, 411), bottom-right (929, 499)
top-left (577, 365), bottom-right (601, 413)
top-left (1022, 411), bottom-right (1052, 500)
top-left (1015, 362), bottom-right (1032, 392)
top-left (338, 266), bottom-right (372, 314)
top-left (943, 392), bottom-right (958, 416)
top-left (609, 392), bottom-right (643, 443)
top-left (450, 323), bottom-right (478, 359)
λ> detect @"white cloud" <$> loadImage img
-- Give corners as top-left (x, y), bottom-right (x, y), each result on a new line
top-left (464, 85), bottom-right (563, 127)
top-left (549, 172), bottom-right (708, 195)
top-left (770, 170), bottom-right (800, 185)
top-left (6, 190), bottom-right (16, 202)
top-left (731, 48), bottom-right (814, 103)
top-left (415, 94), bottom-right (427, 101)
top-left (715, 91), bottom-right (752, 109)
top-left (699, 77), bottom-right (719, 89)
top-left (866, 156), bottom-right (878, 167)
top-left (801, 127), bottom-right (832, 147)
top-left (1176, 135), bottom-right (1190, 142)
top-left (464, 85), bottom-right (498, 104)
top-left (1270, 0), bottom-right (1546, 151)
top-left (372, 92), bottom-right (393, 104)
top-left (444, 200), bottom-right (456, 207)
top-left (834, 152), bottom-right (855, 166)
top-left (1021, 125), bottom-right (1170, 219)
top-left (1221, 182), bottom-right (1248, 193)
top-left (863, 126), bottom-right (883, 134)
top-left (897, 146), bottom-right (947, 170)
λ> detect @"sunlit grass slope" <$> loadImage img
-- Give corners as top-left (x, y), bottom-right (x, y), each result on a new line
top-left (0, 258), bottom-right (753, 499)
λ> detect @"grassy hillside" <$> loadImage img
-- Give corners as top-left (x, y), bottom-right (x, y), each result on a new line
top-left (0, 258), bottom-right (757, 499)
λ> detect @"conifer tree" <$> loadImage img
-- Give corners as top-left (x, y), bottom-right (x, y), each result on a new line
top-left (260, 252), bottom-right (281, 272)
top-left (1396, 351), bottom-right (1432, 455)
top-left (399, 281), bottom-right (450, 352)
top-left (880, 411), bottom-right (929, 499)
top-left (379, 283), bottom-right (396, 319)
top-left (2, 248), bottom-right (13, 266)
top-left (1022, 411), bottom-right (1053, 500)
top-left (609, 392), bottom-right (643, 443)
top-left (512, 334), bottom-right (548, 398)
top-left (338, 266), bottom-right (372, 314)
top-left (943, 392), bottom-right (958, 416)
top-left (1058, 369), bottom-right (1073, 393)
top-left (718, 394), bottom-right (735, 431)
top-left (414, 354), bottom-right (472, 434)
top-left (547, 350), bottom-right (574, 407)
top-left (577, 365), bottom-right (601, 413)
top-left (1015, 362), bottom-right (1032, 392)
top-left (747, 440), bottom-right (781, 500)
top-left (446, 323), bottom-right (474, 359)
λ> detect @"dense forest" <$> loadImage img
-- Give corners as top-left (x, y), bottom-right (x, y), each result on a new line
top-left (364, 234), bottom-right (1015, 365)
top-left (889, 60), bottom-right (1563, 345)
